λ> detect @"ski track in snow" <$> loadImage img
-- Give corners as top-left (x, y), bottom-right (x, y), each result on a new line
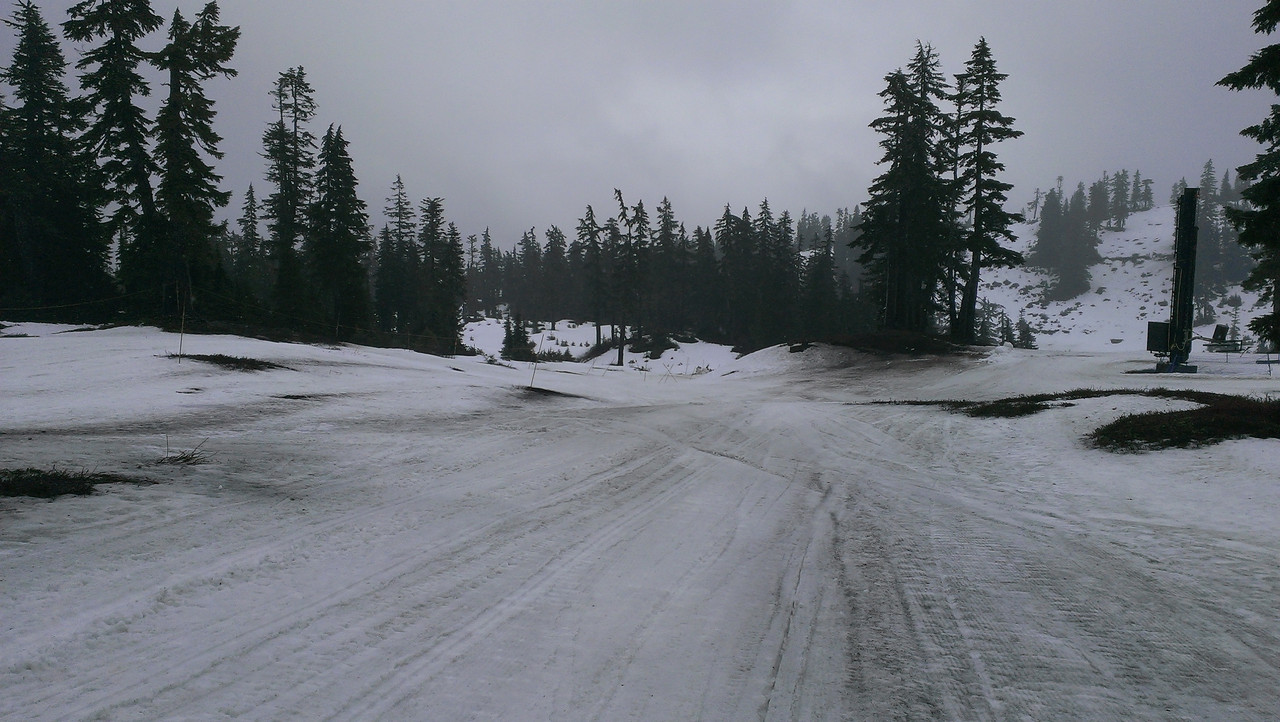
top-left (2, 326), bottom-right (1279, 719)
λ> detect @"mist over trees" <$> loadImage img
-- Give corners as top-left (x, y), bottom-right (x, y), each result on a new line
top-left (0, 1), bottom-right (1266, 355)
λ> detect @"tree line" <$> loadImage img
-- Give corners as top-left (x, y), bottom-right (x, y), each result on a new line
top-left (469, 195), bottom-right (871, 355)
top-left (13, 0), bottom-right (1272, 354)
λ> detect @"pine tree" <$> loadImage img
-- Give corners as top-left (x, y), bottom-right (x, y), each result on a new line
top-left (1053, 183), bottom-right (1100, 300)
top-left (855, 45), bottom-right (953, 332)
top-left (1130, 170), bottom-right (1145, 211)
top-left (305, 124), bottom-right (370, 335)
top-left (1110, 169), bottom-right (1130, 230)
top-left (689, 224), bottom-right (720, 339)
top-left (650, 196), bottom-right (681, 333)
top-left (1196, 160), bottom-right (1225, 295)
top-left (542, 225), bottom-right (568, 323)
top-left (1028, 186), bottom-right (1063, 273)
top-left (417, 196), bottom-right (448, 336)
top-left (953, 38), bottom-right (1024, 344)
top-left (152, 2), bottom-right (238, 315)
top-left (477, 228), bottom-right (499, 316)
top-left (575, 206), bottom-right (606, 344)
top-left (261, 66), bottom-right (317, 317)
top-left (1086, 177), bottom-right (1110, 232)
top-left (1, 2), bottom-right (112, 318)
top-left (231, 184), bottom-right (269, 304)
top-left (373, 176), bottom-right (414, 330)
top-left (64, 0), bottom-right (165, 302)
top-left (437, 221), bottom-right (466, 348)
top-left (1219, 0), bottom-right (1280, 345)
top-left (716, 204), bottom-right (757, 343)
top-left (1014, 310), bottom-right (1037, 349)
top-left (501, 313), bottom-right (535, 361)
top-left (798, 226), bottom-right (839, 340)
top-left (373, 223), bottom-right (399, 329)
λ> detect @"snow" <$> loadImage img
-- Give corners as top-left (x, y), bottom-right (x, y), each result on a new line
top-left (463, 317), bottom-right (739, 375)
top-left (3, 214), bottom-right (1280, 718)
top-left (981, 205), bottom-right (1265, 352)
top-left (3, 316), bottom-right (1279, 720)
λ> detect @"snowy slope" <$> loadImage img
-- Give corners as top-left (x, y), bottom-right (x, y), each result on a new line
top-left (2, 322), bottom-right (1279, 719)
top-left (463, 316), bottom-right (738, 375)
top-left (980, 205), bottom-right (1263, 352)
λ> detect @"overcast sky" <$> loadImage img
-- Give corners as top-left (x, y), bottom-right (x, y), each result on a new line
top-left (14, 0), bottom-right (1277, 245)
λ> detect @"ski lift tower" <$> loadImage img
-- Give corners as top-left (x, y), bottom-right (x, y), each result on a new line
top-left (1147, 187), bottom-right (1199, 372)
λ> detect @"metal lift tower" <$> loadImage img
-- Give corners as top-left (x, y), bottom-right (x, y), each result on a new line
top-left (1147, 187), bottom-right (1200, 372)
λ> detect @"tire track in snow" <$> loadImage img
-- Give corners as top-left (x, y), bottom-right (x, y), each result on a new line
top-left (17, 414), bottom-right (675, 718)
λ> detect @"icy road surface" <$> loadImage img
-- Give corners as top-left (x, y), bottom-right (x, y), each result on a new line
top-left (2, 326), bottom-right (1278, 719)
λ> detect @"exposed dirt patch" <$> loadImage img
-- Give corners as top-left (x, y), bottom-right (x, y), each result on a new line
top-left (1, 467), bottom-right (155, 499)
top-left (168, 354), bottom-right (290, 372)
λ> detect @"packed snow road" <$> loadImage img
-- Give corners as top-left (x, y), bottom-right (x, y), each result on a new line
top-left (2, 326), bottom-right (1278, 719)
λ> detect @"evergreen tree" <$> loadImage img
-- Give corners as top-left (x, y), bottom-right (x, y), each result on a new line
top-left (305, 124), bottom-right (370, 335)
top-left (417, 196), bottom-right (449, 336)
top-left (1, 1), bottom-right (112, 317)
top-left (152, 2), bottom-right (238, 315)
top-left (440, 221), bottom-right (467, 343)
top-left (650, 196), bottom-right (681, 333)
top-left (501, 313), bottom-right (534, 361)
top-left (1086, 177), bottom-right (1110, 231)
top-left (1110, 169), bottom-right (1130, 230)
top-left (1196, 160), bottom-right (1225, 295)
top-left (231, 184), bottom-right (269, 303)
top-left (855, 45), bottom-right (953, 332)
top-left (953, 38), bottom-right (1024, 344)
top-left (476, 227), bottom-right (499, 316)
top-left (1220, 2), bottom-right (1280, 345)
top-left (261, 66), bottom-right (317, 317)
top-left (575, 208), bottom-right (605, 343)
top-left (1054, 184), bottom-right (1100, 299)
top-left (1028, 186), bottom-right (1064, 271)
top-left (689, 224), bottom-right (721, 339)
top-left (1014, 310), bottom-right (1037, 349)
top-left (798, 226), bottom-right (839, 340)
top-left (372, 223), bottom-right (399, 329)
top-left (64, 0), bottom-right (165, 301)
top-left (716, 204), bottom-right (757, 343)
top-left (374, 175), bottom-right (415, 331)
top-left (542, 225), bottom-right (568, 323)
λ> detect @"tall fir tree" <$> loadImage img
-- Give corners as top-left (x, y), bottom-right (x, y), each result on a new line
top-left (232, 184), bottom-right (270, 303)
top-left (64, 0), bottom-right (164, 302)
top-left (542, 225), bottom-right (569, 324)
top-left (373, 175), bottom-right (416, 331)
top-left (1028, 186), bottom-right (1064, 273)
top-left (855, 44), bottom-right (953, 332)
top-left (953, 37), bottom-right (1024, 343)
top-left (1055, 183), bottom-right (1101, 300)
top-left (1219, 0), bottom-right (1280, 346)
top-left (261, 66), bottom-right (317, 318)
top-left (434, 221), bottom-right (467, 349)
top-left (1, 1), bottom-right (111, 317)
top-left (152, 2), bottom-right (238, 315)
top-left (1110, 169), bottom-right (1130, 230)
top-left (304, 124), bottom-right (369, 335)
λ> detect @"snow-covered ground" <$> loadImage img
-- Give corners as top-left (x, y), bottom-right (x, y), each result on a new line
top-left (981, 205), bottom-right (1264, 352)
top-left (2, 320), bottom-right (1278, 719)
top-left (463, 316), bottom-right (738, 375)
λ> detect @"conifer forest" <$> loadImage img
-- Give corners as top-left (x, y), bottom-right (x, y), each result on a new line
top-left (0, 0), bottom-right (1272, 351)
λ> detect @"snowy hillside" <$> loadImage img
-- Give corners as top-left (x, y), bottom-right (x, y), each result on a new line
top-left (980, 205), bottom-right (1262, 352)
